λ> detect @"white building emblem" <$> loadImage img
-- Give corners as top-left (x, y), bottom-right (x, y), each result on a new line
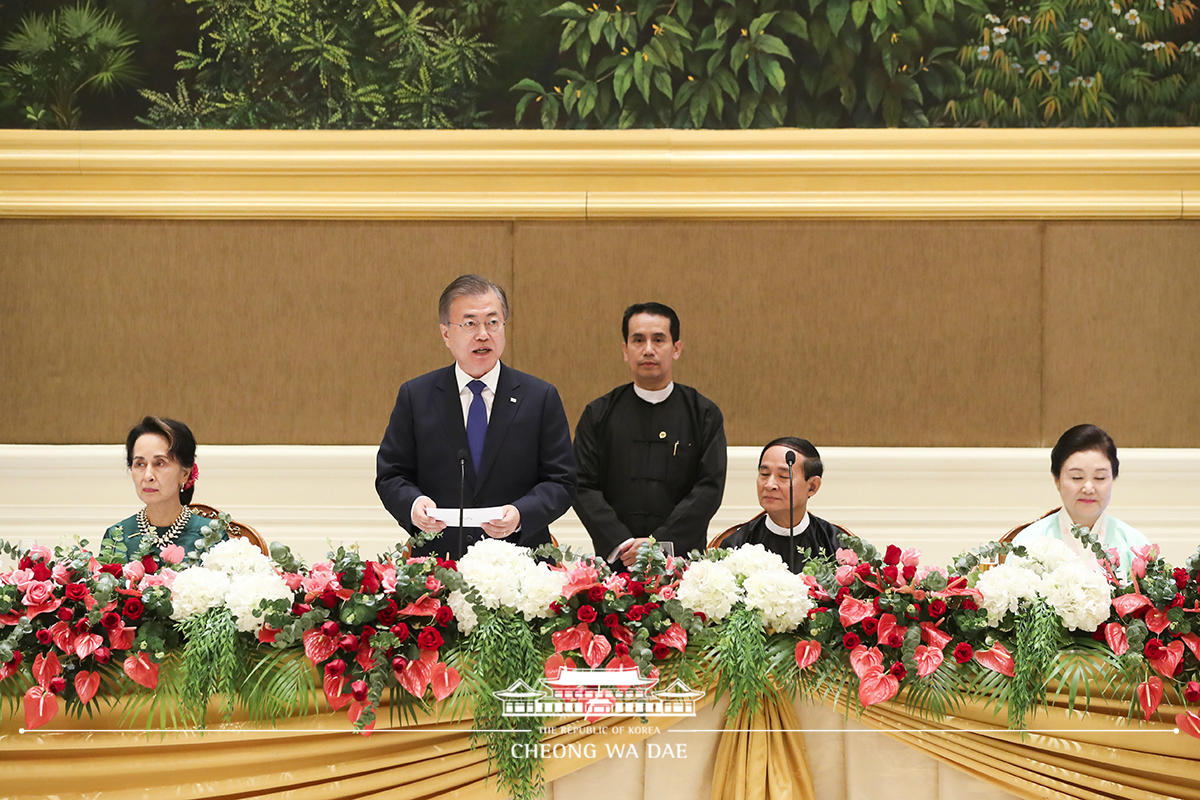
top-left (493, 666), bottom-right (704, 718)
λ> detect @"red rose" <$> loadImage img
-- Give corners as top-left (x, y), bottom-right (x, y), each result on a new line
top-left (1169, 593), bottom-right (1186, 610)
top-left (604, 614), bottom-right (620, 627)
top-left (320, 589), bottom-right (339, 609)
top-left (629, 582), bottom-right (646, 598)
top-left (64, 583), bottom-right (88, 601)
top-left (93, 647), bottom-right (111, 664)
top-left (855, 563), bottom-right (873, 578)
top-left (30, 562), bottom-right (52, 581)
top-left (141, 555), bottom-right (158, 574)
top-left (435, 557), bottom-right (457, 571)
top-left (292, 602), bottom-right (312, 616)
top-left (391, 623), bottom-right (411, 641)
top-left (4, 651), bottom-right (22, 667)
top-left (626, 605), bottom-right (645, 622)
top-left (550, 602), bottom-right (563, 614)
top-left (338, 634), bottom-right (359, 651)
top-left (391, 656), bottom-right (408, 673)
top-left (101, 611), bottom-right (122, 629)
top-left (122, 598), bottom-right (144, 621)
top-left (960, 599), bottom-right (978, 612)
top-left (644, 602), bottom-right (660, 611)
top-left (56, 607), bottom-right (74, 622)
top-left (1174, 568), bottom-right (1190, 589)
top-left (881, 566), bottom-right (899, 585)
top-left (928, 600), bottom-right (947, 617)
top-left (361, 625), bottom-right (376, 640)
top-left (417, 628), bottom-right (444, 651)
top-left (835, 587), bottom-right (850, 603)
top-left (615, 642), bottom-right (630, 656)
top-left (98, 563), bottom-right (123, 578)
top-left (73, 618), bottom-right (90, 634)
top-left (1186, 681), bottom-right (1200, 703)
top-left (49, 676), bottom-right (66, 694)
top-left (360, 566), bottom-right (381, 595)
top-left (435, 606), bottom-right (454, 626)
top-left (693, 611), bottom-right (707, 623)
top-left (887, 631), bottom-right (905, 648)
top-left (843, 633), bottom-right (861, 649)
top-left (36, 629), bottom-right (52, 644)
top-left (652, 643), bottom-right (670, 660)
top-left (325, 659), bottom-right (347, 677)
top-left (905, 605), bottom-right (921, 621)
top-left (320, 621), bottom-right (340, 639)
top-left (889, 662), bottom-right (907, 680)
top-left (884, 545), bottom-right (901, 566)
top-left (902, 565), bottom-right (917, 582)
top-left (1145, 638), bottom-right (1166, 660)
top-left (577, 605), bottom-right (598, 624)
top-left (861, 617), bottom-right (879, 636)
top-left (376, 600), bottom-right (398, 626)
top-left (351, 680), bottom-right (369, 702)
top-left (588, 586), bottom-right (605, 602)
top-left (953, 643), bottom-right (974, 664)
top-left (872, 596), bottom-right (883, 613)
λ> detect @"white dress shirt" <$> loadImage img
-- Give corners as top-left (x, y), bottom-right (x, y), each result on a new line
top-left (764, 512), bottom-right (811, 536)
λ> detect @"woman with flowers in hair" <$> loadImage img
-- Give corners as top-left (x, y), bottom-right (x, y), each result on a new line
top-left (1008, 423), bottom-right (1151, 578)
top-left (102, 416), bottom-right (225, 560)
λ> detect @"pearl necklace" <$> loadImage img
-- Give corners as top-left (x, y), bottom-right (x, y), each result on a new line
top-left (137, 506), bottom-right (192, 548)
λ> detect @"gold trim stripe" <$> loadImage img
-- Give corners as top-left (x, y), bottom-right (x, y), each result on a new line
top-left (2, 129), bottom-right (1199, 219)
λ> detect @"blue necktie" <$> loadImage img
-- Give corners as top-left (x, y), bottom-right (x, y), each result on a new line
top-left (466, 380), bottom-right (487, 474)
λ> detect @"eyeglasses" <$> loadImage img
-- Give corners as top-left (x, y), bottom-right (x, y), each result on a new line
top-left (449, 318), bottom-right (504, 334)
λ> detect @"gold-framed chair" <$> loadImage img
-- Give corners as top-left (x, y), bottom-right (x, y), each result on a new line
top-left (999, 507), bottom-right (1061, 545)
top-left (189, 503), bottom-right (269, 556)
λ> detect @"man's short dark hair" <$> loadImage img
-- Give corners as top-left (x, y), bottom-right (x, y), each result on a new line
top-left (1050, 424), bottom-right (1119, 479)
top-left (622, 302), bottom-right (680, 342)
top-left (438, 275), bottom-right (509, 324)
top-left (759, 436), bottom-right (824, 480)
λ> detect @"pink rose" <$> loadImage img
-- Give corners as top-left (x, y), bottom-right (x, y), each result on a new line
top-left (380, 566), bottom-right (397, 594)
top-left (425, 575), bottom-right (444, 593)
top-left (657, 587), bottom-right (676, 600)
top-left (835, 565), bottom-right (857, 587)
top-left (835, 548), bottom-right (859, 566)
top-left (29, 544), bottom-right (53, 563)
top-left (122, 562), bottom-right (146, 583)
top-left (51, 564), bottom-right (73, 585)
top-left (302, 574), bottom-right (334, 595)
top-left (22, 580), bottom-right (55, 607)
top-left (282, 573), bottom-right (303, 592)
top-left (900, 548), bottom-right (922, 568)
top-left (160, 545), bottom-right (185, 565)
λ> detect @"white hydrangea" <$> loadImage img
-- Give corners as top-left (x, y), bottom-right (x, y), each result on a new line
top-left (1040, 560), bottom-right (1112, 631)
top-left (457, 539), bottom-right (533, 610)
top-left (225, 571), bottom-right (294, 632)
top-left (742, 569), bottom-right (813, 632)
top-left (676, 560), bottom-right (739, 622)
top-left (202, 537), bottom-right (274, 576)
top-left (515, 566), bottom-right (569, 621)
top-left (975, 564), bottom-right (1042, 625)
top-left (1009, 537), bottom-right (1076, 575)
top-left (722, 544), bottom-right (790, 583)
top-left (169, 567), bottom-right (231, 621)
top-left (447, 590), bottom-right (479, 635)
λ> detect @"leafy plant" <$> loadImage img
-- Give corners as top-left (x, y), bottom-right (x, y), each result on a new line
top-left (139, 0), bottom-right (495, 129)
top-left (0, 1), bottom-right (140, 129)
top-left (513, 0), bottom-right (984, 128)
top-left (945, 0), bottom-right (1200, 124)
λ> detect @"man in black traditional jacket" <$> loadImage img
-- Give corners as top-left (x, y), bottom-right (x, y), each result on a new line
top-left (573, 303), bottom-right (727, 568)
top-left (719, 437), bottom-right (846, 573)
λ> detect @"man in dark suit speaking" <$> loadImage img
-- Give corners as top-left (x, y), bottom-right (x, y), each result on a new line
top-left (376, 274), bottom-right (577, 559)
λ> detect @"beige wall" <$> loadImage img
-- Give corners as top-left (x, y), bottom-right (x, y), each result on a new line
top-left (2, 218), bottom-right (1198, 446)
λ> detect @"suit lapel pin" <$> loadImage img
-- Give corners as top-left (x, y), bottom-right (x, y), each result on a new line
top-left (510, 397), bottom-right (517, 403)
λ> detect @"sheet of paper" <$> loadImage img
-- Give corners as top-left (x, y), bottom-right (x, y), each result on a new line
top-left (429, 506), bottom-right (505, 527)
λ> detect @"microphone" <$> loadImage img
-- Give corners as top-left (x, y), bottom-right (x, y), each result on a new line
top-left (457, 449), bottom-right (468, 561)
top-left (785, 450), bottom-right (797, 573)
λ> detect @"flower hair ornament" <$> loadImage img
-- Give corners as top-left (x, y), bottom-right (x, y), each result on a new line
top-left (182, 463), bottom-right (199, 491)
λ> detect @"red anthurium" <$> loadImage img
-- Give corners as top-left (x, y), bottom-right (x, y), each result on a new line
top-left (32, 651), bottom-right (61, 690)
top-left (398, 657), bottom-right (432, 698)
top-left (123, 653), bottom-right (159, 689)
top-left (581, 633), bottom-right (612, 668)
top-left (396, 596), bottom-right (441, 617)
top-left (355, 645), bottom-right (376, 673)
top-left (552, 623), bottom-right (592, 654)
top-left (849, 645), bottom-right (884, 679)
top-left (795, 640), bottom-right (821, 671)
top-left (1137, 676), bottom-right (1164, 720)
top-left (857, 667), bottom-right (900, 706)
top-left (258, 625), bottom-right (280, 645)
top-left (1177, 711), bottom-right (1200, 740)
top-left (1147, 640), bottom-right (1184, 678)
top-left (74, 633), bottom-right (103, 660)
top-left (323, 672), bottom-right (350, 710)
top-left (74, 671), bottom-right (100, 706)
top-left (0, 652), bottom-right (22, 682)
top-left (919, 623), bottom-right (953, 651)
top-left (49, 621), bottom-right (74, 654)
top-left (838, 596), bottom-right (875, 628)
top-left (1112, 594), bottom-right (1152, 618)
top-left (651, 623), bottom-right (688, 653)
top-left (544, 653), bottom-right (576, 680)
top-left (23, 685), bottom-right (59, 730)
top-left (606, 655), bottom-right (638, 671)
top-left (1182, 633), bottom-right (1200, 662)
top-left (302, 627), bottom-right (338, 665)
top-left (975, 643), bottom-right (1016, 677)
top-left (876, 614), bottom-right (907, 645)
top-left (430, 662), bottom-right (461, 701)
top-left (1104, 622), bottom-right (1129, 656)
top-left (108, 625), bottom-right (135, 651)
top-left (346, 700), bottom-right (375, 734)
top-left (914, 645), bottom-right (944, 678)
top-left (1144, 609), bottom-right (1171, 635)
top-left (610, 624), bottom-right (634, 645)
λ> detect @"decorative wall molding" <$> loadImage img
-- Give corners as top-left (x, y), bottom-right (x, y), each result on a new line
top-left (2, 129), bottom-right (1198, 220)
top-left (2, 445), bottom-right (1197, 568)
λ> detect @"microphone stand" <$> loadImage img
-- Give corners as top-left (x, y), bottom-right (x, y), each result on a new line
top-left (457, 450), bottom-right (467, 561)
top-left (785, 450), bottom-right (796, 573)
